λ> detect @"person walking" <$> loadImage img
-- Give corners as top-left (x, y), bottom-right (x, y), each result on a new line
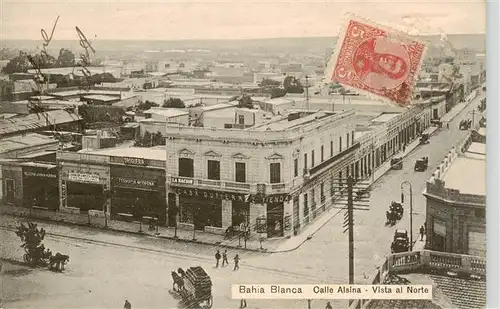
top-left (420, 225), bottom-right (425, 241)
top-left (240, 299), bottom-right (247, 308)
top-left (447, 122), bottom-right (450, 129)
top-left (222, 249), bottom-right (229, 267)
top-left (123, 300), bottom-right (132, 309)
top-left (215, 250), bottom-right (221, 268)
top-left (234, 254), bottom-right (240, 271)
top-left (325, 301), bottom-right (333, 309)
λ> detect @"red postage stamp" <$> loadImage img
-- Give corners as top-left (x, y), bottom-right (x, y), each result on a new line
top-left (329, 16), bottom-right (427, 106)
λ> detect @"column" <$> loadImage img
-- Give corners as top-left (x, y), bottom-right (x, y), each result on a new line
top-left (284, 199), bottom-right (293, 238)
top-left (250, 202), bottom-right (266, 237)
top-left (222, 200), bottom-right (232, 228)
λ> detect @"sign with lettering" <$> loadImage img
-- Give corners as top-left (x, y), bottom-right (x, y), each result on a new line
top-left (172, 187), bottom-right (291, 204)
top-left (68, 172), bottom-right (100, 183)
top-left (61, 181), bottom-right (67, 206)
top-left (23, 171), bottom-right (57, 178)
top-left (123, 157), bottom-right (146, 165)
top-left (114, 177), bottom-right (157, 188)
top-left (171, 177), bottom-right (194, 185)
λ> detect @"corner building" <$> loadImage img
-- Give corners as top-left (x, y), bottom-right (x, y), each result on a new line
top-left (165, 109), bottom-right (358, 239)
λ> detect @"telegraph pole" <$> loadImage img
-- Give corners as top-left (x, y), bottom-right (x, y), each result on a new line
top-left (342, 175), bottom-right (355, 306)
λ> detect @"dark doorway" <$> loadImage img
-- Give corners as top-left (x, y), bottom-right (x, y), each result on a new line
top-left (267, 202), bottom-right (284, 238)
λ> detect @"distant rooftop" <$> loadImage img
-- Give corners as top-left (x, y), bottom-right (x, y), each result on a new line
top-left (79, 147), bottom-right (165, 161)
top-left (144, 108), bottom-right (189, 118)
top-left (83, 95), bottom-right (120, 102)
top-left (0, 110), bottom-right (82, 137)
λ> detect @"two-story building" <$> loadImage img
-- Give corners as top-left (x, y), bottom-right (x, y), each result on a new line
top-left (164, 109), bottom-right (358, 239)
top-left (423, 129), bottom-right (486, 256)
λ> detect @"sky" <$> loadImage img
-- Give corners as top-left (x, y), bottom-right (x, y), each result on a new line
top-left (0, 0), bottom-right (486, 41)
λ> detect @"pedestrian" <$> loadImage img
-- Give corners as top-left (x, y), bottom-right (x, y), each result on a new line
top-left (222, 249), bottom-right (229, 267)
top-left (234, 254), bottom-right (240, 271)
top-left (240, 298), bottom-right (247, 308)
top-left (124, 300), bottom-right (132, 309)
top-left (447, 122), bottom-right (450, 129)
top-left (420, 225), bottom-right (425, 241)
top-left (403, 144), bottom-right (406, 153)
top-left (215, 250), bottom-right (221, 268)
top-left (325, 301), bottom-right (333, 309)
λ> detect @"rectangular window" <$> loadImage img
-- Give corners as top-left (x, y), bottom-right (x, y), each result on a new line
top-left (311, 150), bottom-right (315, 167)
top-left (330, 140), bottom-right (333, 157)
top-left (321, 145), bottom-right (324, 162)
top-left (352, 130), bottom-right (355, 145)
top-left (304, 153), bottom-right (308, 170)
top-left (207, 160), bottom-right (220, 180)
top-left (235, 162), bottom-right (246, 183)
top-left (270, 162), bottom-right (281, 183)
top-left (238, 115), bottom-right (245, 125)
top-left (311, 188), bottom-right (316, 211)
top-left (320, 183), bottom-right (325, 203)
top-left (330, 176), bottom-right (334, 197)
top-left (338, 171), bottom-right (343, 188)
top-left (347, 133), bottom-right (350, 148)
top-left (294, 158), bottom-right (298, 177)
top-left (178, 158), bottom-right (194, 177)
top-left (339, 136), bottom-right (343, 152)
top-left (304, 193), bottom-right (309, 217)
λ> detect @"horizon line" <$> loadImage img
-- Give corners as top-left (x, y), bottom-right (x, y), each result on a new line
top-left (1, 33), bottom-right (486, 42)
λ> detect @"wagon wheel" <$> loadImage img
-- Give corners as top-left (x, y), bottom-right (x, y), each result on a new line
top-left (205, 295), bottom-right (213, 308)
top-left (23, 253), bottom-right (30, 263)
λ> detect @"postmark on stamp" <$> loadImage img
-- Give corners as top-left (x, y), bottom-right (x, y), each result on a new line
top-left (327, 15), bottom-right (427, 106)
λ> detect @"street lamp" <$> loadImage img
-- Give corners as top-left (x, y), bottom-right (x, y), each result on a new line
top-left (466, 110), bottom-right (478, 130)
top-left (400, 181), bottom-right (413, 251)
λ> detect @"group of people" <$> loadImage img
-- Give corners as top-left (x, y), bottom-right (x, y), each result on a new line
top-left (215, 249), bottom-right (240, 271)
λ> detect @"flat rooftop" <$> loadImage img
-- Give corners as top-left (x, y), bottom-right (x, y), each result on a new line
top-left (79, 147), bottom-right (166, 161)
top-left (442, 157), bottom-right (485, 196)
top-left (370, 113), bottom-right (400, 123)
top-left (83, 95), bottom-right (120, 102)
top-left (0, 133), bottom-right (58, 154)
top-left (144, 108), bottom-right (189, 117)
top-left (253, 111), bottom-right (334, 131)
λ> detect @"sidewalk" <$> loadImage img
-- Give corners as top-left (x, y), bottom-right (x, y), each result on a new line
top-left (0, 125), bottom-right (439, 254)
top-left (0, 97), bottom-right (471, 254)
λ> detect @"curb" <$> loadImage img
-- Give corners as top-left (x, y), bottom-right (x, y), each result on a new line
top-left (0, 213), bottom-right (267, 253)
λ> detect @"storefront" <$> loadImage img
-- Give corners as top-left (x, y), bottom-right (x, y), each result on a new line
top-left (110, 164), bottom-right (166, 222)
top-left (171, 186), bottom-right (290, 237)
top-left (60, 163), bottom-right (109, 213)
top-left (1, 165), bottom-right (23, 206)
top-left (23, 164), bottom-right (58, 210)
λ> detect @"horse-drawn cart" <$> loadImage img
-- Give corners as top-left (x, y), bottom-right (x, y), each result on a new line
top-left (172, 266), bottom-right (213, 308)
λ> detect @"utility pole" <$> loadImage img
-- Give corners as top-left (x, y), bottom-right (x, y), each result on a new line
top-left (342, 175), bottom-right (355, 306)
top-left (305, 75), bottom-right (310, 110)
top-left (401, 181), bottom-right (413, 251)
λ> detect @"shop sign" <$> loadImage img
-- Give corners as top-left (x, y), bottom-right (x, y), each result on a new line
top-left (68, 172), bottom-right (100, 183)
top-left (114, 177), bottom-right (157, 187)
top-left (23, 171), bottom-right (56, 178)
top-left (172, 187), bottom-right (291, 203)
top-left (61, 181), bottom-right (67, 205)
top-left (123, 157), bottom-right (147, 166)
top-left (171, 177), bottom-right (194, 185)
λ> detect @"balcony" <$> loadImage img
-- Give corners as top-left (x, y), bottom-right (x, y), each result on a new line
top-left (349, 250), bottom-right (486, 309)
top-left (168, 176), bottom-right (294, 195)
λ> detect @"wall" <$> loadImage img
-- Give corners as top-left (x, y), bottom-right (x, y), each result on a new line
top-left (1, 165), bottom-right (23, 206)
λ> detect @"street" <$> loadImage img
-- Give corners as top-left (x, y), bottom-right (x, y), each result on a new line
top-left (0, 95), bottom-right (482, 309)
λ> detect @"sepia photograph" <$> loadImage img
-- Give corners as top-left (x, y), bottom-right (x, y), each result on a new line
top-left (0, 1), bottom-right (488, 308)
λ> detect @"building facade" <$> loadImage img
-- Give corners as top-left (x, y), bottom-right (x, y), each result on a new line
top-left (423, 131), bottom-right (486, 256)
top-left (164, 109), bottom-right (358, 239)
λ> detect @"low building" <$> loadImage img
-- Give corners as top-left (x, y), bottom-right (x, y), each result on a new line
top-left (423, 130), bottom-right (486, 256)
top-left (165, 109), bottom-right (358, 239)
top-left (0, 133), bottom-right (64, 206)
top-left (57, 147), bottom-right (166, 221)
top-left (0, 110), bottom-right (83, 139)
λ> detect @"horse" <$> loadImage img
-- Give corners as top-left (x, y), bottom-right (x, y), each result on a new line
top-left (171, 271), bottom-right (185, 292)
top-left (49, 253), bottom-right (70, 271)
